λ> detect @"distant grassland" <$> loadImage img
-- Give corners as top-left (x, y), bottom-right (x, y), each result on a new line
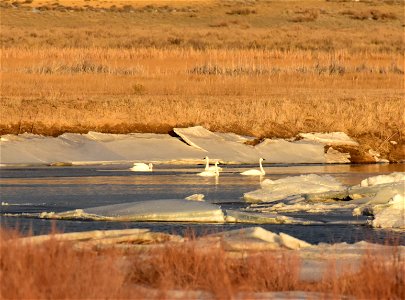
top-left (1, 0), bottom-right (404, 156)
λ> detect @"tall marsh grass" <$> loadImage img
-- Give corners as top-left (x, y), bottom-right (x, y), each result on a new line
top-left (1, 228), bottom-right (404, 299)
top-left (1, 48), bottom-right (403, 150)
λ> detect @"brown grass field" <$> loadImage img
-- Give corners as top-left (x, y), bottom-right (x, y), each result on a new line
top-left (0, 0), bottom-right (404, 156)
top-left (1, 228), bottom-right (404, 299)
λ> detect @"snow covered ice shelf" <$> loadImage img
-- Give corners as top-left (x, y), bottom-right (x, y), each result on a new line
top-left (1, 126), bottom-right (363, 165)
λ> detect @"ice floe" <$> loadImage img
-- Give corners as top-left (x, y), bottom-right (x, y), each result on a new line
top-left (351, 177), bottom-right (404, 229)
top-left (39, 199), bottom-right (226, 222)
top-left (224, 209), bottom-right (313, 224)
top-left (242, 172), bottom-right (404, 229)
top-left (359, 172), bottom-right (405, 187)
top-left (371, 194), bottom-right (404, 229)
top-left (244, 174), bottom-right (346, 203)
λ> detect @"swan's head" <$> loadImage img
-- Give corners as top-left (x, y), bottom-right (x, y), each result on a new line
top-left (204, 156), bottom-right (209, 160)
top-left (259, 158), bottom-right (265, 162)
top-left (214, 161), bottom-right (219, 166)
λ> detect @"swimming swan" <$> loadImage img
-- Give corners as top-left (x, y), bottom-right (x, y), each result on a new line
top-left (198, 161), bottom-right (219, 177)
top-left (204, 156), bottom-right (223, 171)
top-left (130, 162), bottom-right (153, 172)
top-left (240, 158), bottom-right (265, 176)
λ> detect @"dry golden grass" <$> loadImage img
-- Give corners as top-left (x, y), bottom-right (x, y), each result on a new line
top-left (1, 228), bottom-right (404, 299)
top-left (0, 0), bottom-right (404, 156)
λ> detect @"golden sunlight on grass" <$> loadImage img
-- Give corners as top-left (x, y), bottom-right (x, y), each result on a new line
top-left (1, 228), bottom-right (404, 299)
top-left (0, 0), bottom-right (404, 156)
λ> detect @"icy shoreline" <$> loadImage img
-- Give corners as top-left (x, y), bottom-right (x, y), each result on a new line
top-left (0, 126), bottom-right (392, 166)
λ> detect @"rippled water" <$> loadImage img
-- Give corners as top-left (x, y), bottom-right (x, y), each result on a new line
top-left (1, 163), bottom-right (404, 244)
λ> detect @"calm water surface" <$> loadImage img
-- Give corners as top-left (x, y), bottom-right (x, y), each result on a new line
top-left (1, 163), bottom-right (404, 244)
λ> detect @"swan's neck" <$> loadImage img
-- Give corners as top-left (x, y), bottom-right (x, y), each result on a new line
top-left (149, 163), bottom-right (153, 171)
top-left (214, 162), bottom-right (219, 176)
top-left (259, 160), bottom-right (265, 174)
top-left (205, 157), bottom-right (210, 171)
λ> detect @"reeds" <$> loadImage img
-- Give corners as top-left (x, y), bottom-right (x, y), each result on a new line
top-left (1, 228), bottom-right (404, 299)
top-left (1, 47), bottom-right (403, 154)
top-left (0, 0), bottom-right (404, 157)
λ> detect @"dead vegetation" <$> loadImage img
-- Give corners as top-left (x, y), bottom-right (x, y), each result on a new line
top-left (0, 0), bottom-right (404, 158)
top-left (1, 227), bottom-right (404, 299)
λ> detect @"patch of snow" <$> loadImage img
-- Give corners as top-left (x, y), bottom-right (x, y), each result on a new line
top-left (298, 132), bottom-right (359, 146)
top-left (368, 149), bottom-right (389, 163)
top-left (207, 227), bottom-right (311, 250)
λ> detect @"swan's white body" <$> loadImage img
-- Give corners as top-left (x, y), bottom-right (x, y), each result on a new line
top-left (204, 156), bottom-right (223, 171)
top-left (240, 158), bottom-right (265, 176)
top-left (198, 161), bottom-right (219, 177)
top-left (130, 163), bottom-right (153, 172)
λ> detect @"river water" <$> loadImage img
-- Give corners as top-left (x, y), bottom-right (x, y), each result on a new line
top-left (1, 163), bottom-right (404, 245)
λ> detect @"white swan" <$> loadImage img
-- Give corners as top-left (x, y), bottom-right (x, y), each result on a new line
top-left (204, 156), bottom-right (223, 171)
top-left (130, 162), bottom-right (153, 172)
top-left (240, 158), bottom-right (265, 176)
top-left (197, 161), bottom-right (219, 177)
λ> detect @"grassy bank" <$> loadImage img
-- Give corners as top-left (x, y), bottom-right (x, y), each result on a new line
top-left (1, 0), bottom-right (404, 156)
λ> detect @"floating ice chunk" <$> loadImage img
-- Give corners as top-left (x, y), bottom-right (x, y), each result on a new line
top-left (360, 172), bottom-right (405, 187)
top-left (39, 199), bottom-right (225, 223)
top-left (298, 132), bottom-right (359, 146)
top-left (244, 174), bottom-right (346, 203)
top-left (372, 194), bottom-right (405, 229)
top-left (185, 194), bottom-right (205, 201)
top-left (248, 202), bottom-right (356, 213)
top-left (225, 209), bottom-right (310, 224)
top-left (351, 181), bottom-right (404, 229)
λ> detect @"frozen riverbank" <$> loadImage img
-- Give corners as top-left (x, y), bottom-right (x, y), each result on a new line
top-left (0, 126), bottom-right (395, 165)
